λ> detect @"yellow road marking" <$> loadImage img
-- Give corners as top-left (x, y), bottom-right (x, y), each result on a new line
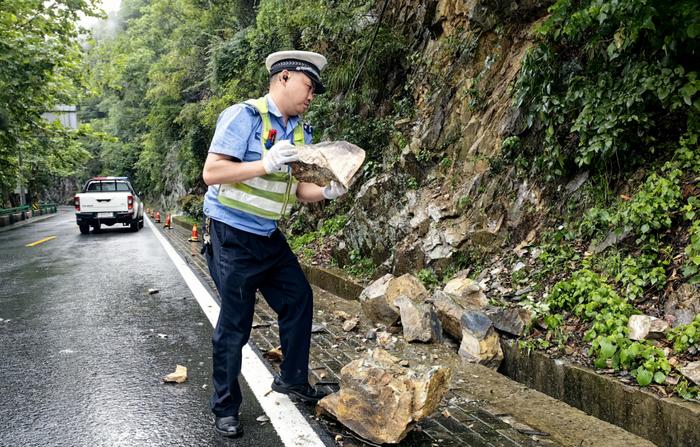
top-left (26, 236), bottom-right (56, 247)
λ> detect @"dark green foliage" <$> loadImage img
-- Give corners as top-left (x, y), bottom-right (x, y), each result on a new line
top-left (523, 124), bottom-right (699, 394)
top-left (667, 314), bottom-right (700, 354)
top-left (345, 248), bottom-right (377, 280)
top-left (513, 0), bottom-right (700, 178)
top-left (546, 268), bottom-right (671, 386)
top-left (178, 194), bottom-right (204, 221)
top-left (0, 0), bottom-right (101, 205)
top-left (82, 0), bottom-right (409, 204)
top-left (417, 268), bottom-right (439, 290)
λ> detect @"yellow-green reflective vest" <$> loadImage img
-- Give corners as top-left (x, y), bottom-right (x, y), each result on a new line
top-left (217, 97), bottom-right (304, 220)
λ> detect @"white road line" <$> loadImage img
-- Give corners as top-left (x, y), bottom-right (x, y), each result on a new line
top-left (146, 217), bottom-right (325, 447)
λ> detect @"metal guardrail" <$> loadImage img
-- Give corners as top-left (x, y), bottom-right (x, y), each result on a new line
top-left (38, 203), bottom-right (58, 213)
top-left (0, 203), bottom-right (57, 217)
top-left (0, 205), bottom-right (30, 216)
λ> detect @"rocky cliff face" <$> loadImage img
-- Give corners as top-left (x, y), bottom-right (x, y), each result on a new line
top-left (342, 0), bottom-right (552, 275)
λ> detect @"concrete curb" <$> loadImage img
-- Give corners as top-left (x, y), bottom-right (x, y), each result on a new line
top-left (300, 264), bottom-right (365, 301)
top-left (300, 262), bottom-right (699, 447)
top-left (171, 215), bottom-right (193, 232)
top-left (0, 210), bottom-right (59, 233)
top-left (499, 340), bottom-right (700, 447)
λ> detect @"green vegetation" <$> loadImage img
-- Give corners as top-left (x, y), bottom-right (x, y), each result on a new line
top-left (682, 197), bottom-right (700, 283)
top-left (514, 139), bottom-right (699, 393)
top-left (288, 215), bottom-right (348, 250)
top-left (178, 194), bottom-right (204, 222)
top-left (81, 0), bottom-right (409, 200)
top-left (546, 268), bottom-right (671, 386)
top-left (675, 379), bottom-right (700, 400)
top-left (668, 315), bottom-right (700, 354)
top-left (287, 214), bottom-right (352, 267)
top-left (174, 213), bottom-right (197, 227)
top-left (505, 0), bottom-right (699, 398)
top-left (344, 248), bottom-right (377, 280)
top-left (417, 268), bottom-right (439, 290)
top-left (513, 0), bottom-right (699, 179)
top-left (0, 0), bottom-right (102, 205)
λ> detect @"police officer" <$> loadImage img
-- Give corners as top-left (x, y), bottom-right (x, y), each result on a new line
top-left (201, 50), bottom-right (347, 438)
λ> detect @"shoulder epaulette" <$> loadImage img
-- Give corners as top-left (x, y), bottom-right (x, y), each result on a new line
top-left (242, 102), bottom-right (260, 116)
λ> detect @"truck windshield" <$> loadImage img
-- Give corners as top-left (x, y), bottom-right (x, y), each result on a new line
top-left (86, 181), bottom-right (131, 192)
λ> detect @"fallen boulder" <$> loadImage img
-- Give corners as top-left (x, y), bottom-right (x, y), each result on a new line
top-left (359, 274), bottom-right (397, 326)
top-left (317, 349), bottom-right (451, 444)
top-left (680, 361), bottom-right (700, 385)
top-left (430, 290), bottom-right (466, 340)
top-left (359, 273), bottom-right (428, 327)
top-left (485, 306), bottom-right (532, 337)
top-left (385, 273), bottom-right (429, 309)
top-left (291, 141), bottom-right (366, 188)
top-left (443, 276), bottom-right (488, 308)
top-left (458, 311), bottom-right (503, 369)
top-left (395, 295), bottom-right (443, 343)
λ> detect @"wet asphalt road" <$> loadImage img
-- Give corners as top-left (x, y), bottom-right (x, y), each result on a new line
top-left (0, 208), bottom-right (283, 447)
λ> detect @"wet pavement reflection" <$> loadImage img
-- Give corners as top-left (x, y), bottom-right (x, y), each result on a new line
top-left (0, 208), bottom-right (285, 447)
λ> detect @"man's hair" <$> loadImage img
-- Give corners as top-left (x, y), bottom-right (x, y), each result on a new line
top-left (269, 72), bottom-right (282, 85)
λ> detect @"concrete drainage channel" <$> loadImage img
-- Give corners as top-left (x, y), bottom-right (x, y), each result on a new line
top-left (499, 342), bottom-right (700, 447)
top-left (301, 263), bottom-right (700, 447)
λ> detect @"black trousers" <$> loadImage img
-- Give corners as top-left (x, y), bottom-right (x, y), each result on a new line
top-left (205, 218), bottom-right (313, 417)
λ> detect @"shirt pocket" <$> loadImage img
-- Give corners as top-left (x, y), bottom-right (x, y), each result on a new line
top-left (244, 133), bottom-right (263, 162)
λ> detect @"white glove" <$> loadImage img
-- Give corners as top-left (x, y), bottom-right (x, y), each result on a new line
top-left (322, 181), bottom-right (348, 200)
top-left (263, 140), bottom-right (299, 173)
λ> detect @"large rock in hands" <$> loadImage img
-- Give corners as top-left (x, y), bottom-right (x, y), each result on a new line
top-left (290, 141), bottom-right (365, 188)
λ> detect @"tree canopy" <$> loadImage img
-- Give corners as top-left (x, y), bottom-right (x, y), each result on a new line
top-left (81, 0), bottom-right (407, 202)
top-left (0, 0), bottom-right (101, 205)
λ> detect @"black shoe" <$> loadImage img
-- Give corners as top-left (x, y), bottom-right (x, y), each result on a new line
top-left (214, 415), bottom-right (243, 438)
top-left (271, 375), bottom-right (329, 403)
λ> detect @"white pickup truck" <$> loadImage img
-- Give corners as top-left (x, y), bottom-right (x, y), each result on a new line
top-left (74, 177), bottom-right (144, 234)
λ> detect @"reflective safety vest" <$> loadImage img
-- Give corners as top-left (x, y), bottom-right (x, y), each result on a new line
top-left (217, 97), bottom-right (304, 220)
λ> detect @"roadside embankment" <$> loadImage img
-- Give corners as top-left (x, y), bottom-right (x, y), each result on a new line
top-left (0, 204), bottom-right (59, 233)
top-left (300, 262), bottom-right (699, 447)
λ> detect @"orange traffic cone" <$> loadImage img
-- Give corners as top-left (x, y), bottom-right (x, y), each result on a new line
top-left (155, 211), bottom-right (161, 223)
top-left (188, 224), bottom-right (199, 242)
top-left (164, 214), bottom-right (171, 229)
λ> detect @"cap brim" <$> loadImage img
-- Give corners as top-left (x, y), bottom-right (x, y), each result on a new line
top-left (304, 71), bottom-right (326, 94)
top-left (273, 65), bottom-right (325, 94)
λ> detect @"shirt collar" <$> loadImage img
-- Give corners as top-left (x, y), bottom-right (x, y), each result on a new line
top-left (265, 94), bottom-right (299, 133)
top-left (265, 94), bottom-right (283, 118)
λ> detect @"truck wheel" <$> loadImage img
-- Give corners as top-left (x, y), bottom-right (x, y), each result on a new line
top-left (79, 223), bottom-right (90, 235)
top-left (130, 219), bottom-right (139, 232)
top-left (139, 218), bottom-right (144, 229)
